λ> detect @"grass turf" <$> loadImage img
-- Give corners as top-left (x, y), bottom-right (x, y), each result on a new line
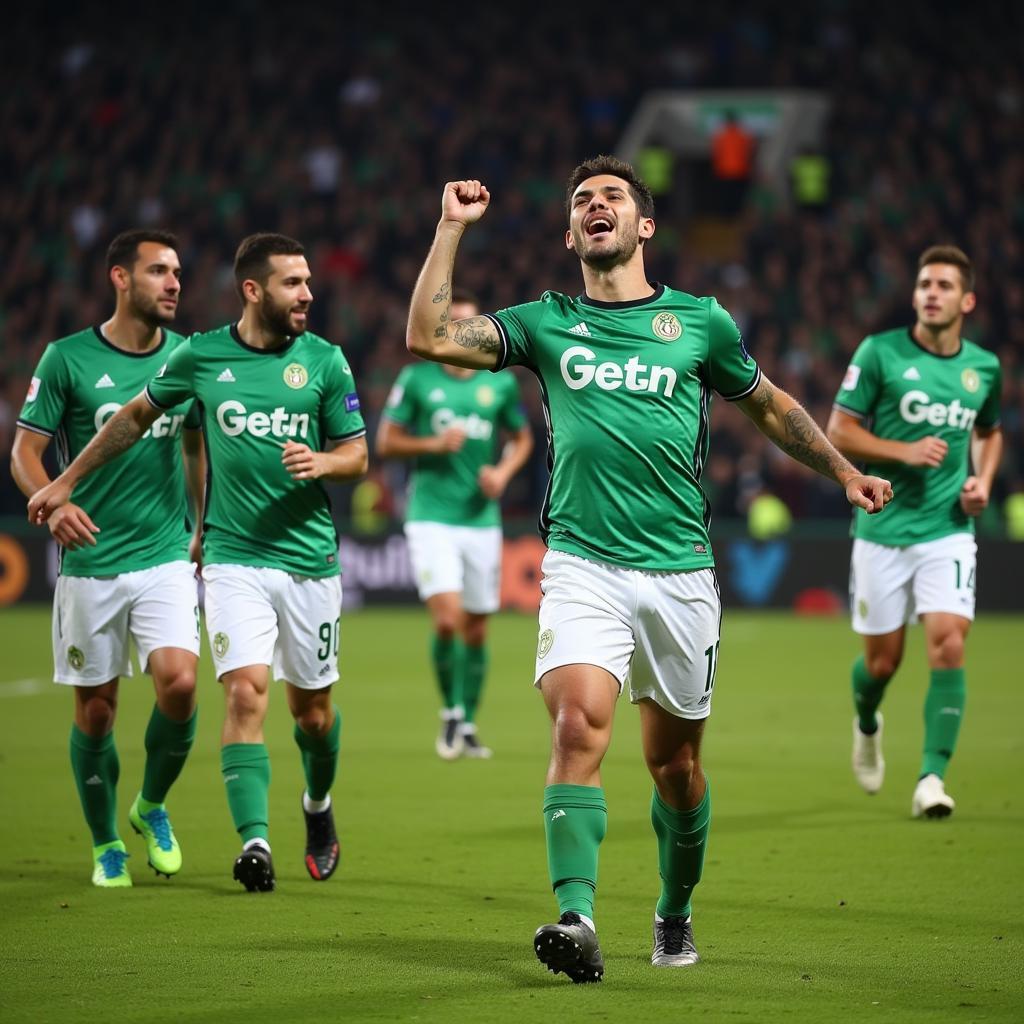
top-left (0, 607), bottom-right (1020, 1022)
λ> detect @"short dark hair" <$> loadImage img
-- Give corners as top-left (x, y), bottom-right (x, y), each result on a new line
top-left (451, 288), bottom-right (480, 309)
top-left (234, 233), bottom-right (305, 300)
top-left (565, 155), bottom-right (655, 221)
top-left (918, 244), bottom-right (975, 292)
top-left (106, 229), bottom-right (179, 272)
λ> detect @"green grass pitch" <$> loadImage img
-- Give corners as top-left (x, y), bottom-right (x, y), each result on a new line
top-left (0, 607), bottom-right (1021, 1022)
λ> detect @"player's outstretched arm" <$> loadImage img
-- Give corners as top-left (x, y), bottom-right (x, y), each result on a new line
top-left (406, 180), bottom-right (502, 369)
top-left (738, 375), bottom-right (893, 515)
top-left (27, 392), bottom-right (161, 524)
top-left (826, 407), bottom-right (948, 468)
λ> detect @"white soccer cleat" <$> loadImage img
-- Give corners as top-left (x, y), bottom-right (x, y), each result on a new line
top-left (459, 722), bottom-right (493, 759)
top-left (911, 774), bottom-right (955, 819)
top-left (852, 713), bottom-right (885, 794)
top-left (435, 711), bottom-right (465, 761)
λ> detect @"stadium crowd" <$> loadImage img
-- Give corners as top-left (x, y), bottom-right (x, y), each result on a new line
top-left (2, 3), bottom-right (1021, 528)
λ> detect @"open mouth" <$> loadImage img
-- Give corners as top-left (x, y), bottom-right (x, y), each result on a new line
top-left (585, 216), bottom-right (614, 238)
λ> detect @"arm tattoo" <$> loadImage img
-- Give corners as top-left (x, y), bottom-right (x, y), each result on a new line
top-left (777, 407), bottom-right (847, 480)
top-left (749, 377), bottom-right (775, 415)
top-left (452, 317), bottom-right (500, 354)
top-left (432, 281), bottom-right (451, 337)
top-left (431, 282), bottom-right (450, 304)
top-left (81, 411), bottom-right (145, 474)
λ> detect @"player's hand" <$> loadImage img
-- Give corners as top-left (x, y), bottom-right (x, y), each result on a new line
top-left (959, 476), bottom-right (989, 517)
top-left (478, 464), bottom-right (508, 500)
top-left (441, 180), bottom-right (490, 227)
top-left (434, 426), bottom-right (467, 453)
top-left (28, 476), bottom-right (74, 525)
top-left (845, 473), bottom-right (893, 515)
top-left (46, 502), bottom-right (100, 549)
top-left (904, 436), bottom-right (948, 467)
top-left (281, 440), bottom-right (324, 480)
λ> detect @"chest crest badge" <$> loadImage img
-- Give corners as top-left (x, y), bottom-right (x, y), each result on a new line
top-left (651, 312), bottom-right (683, 342)
top-left (476, 385), bottom-right (495, 407)
top-left (284, 363), bottom-right (308, 389)
top-left (960, 368), bottom-right (980, 394)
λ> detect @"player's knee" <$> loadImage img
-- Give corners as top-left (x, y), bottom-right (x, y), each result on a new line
top-left (157, 669), bottom-right (197, 719)
top-left (866, 651), bottom-right (900, 679)
top-left (463, 621), bottom-right (487, 647)
top-left (646, 749), bottom-right (697, 794)
top-left (223, 677), bottom-right (265, 724)
top-left (552, 704), bottom-right (605, 756)
top-left (78, 693), bottom-right (116, 736)
top-left (930, 631), bottom-right (964, 669)
top-left (293, 703), bottom-right (332, 738)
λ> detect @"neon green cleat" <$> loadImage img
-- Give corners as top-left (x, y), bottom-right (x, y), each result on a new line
top-left (92, 840), bottom-right (132, 888)
top-left (129, 796), bottom-right (182, 877)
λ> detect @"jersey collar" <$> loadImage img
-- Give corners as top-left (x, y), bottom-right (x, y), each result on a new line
top-left (230, 323), bottom-right (298, 354)
top-left (579, 282), bottom-right (664, 309)
top-left (907, 326), bottom-right (962, 359)
top-left (92, 325), bottom-right (167, 358)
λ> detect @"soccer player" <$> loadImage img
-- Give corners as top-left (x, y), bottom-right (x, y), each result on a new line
top-left (11, 230), bottom-right (204, 888)
top-left (827, 245), bottom-right (1002, 819)
top-left (404, 158), bottom-right (893, 981)
top-left (28, 233), bottom-right (369, 893)
top-left (376, 289), bottom-right (533, 760)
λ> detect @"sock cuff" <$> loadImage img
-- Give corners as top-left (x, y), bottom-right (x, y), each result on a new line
top-left (221, 742), bottom-right (270, 770)
top-left (652, 781), bottom-right (711, 830)
top-left (543, 783), bottom-right (607, 813)
top-left (854, 654), bottom-right (891, 685)
top-left (148, 703), bottom-right (198, 734)
top-left (293, 708), bottom-right (342, 753)
top-left (929, 667), bottom-right (966, 687)
top-left (70, 724), bottom-right (114, 752)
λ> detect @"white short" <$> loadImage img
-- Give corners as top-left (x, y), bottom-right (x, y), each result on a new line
top-left (534, 550), bottom-right (722, 720)
top-left (52, 561), bottom-right (200, 686)
top-left (403, 521), bottom-right (502, 613)
top-left (850, 534), bottom-right (977, 635)
top-left (202, 564), bottom-right (343, 689)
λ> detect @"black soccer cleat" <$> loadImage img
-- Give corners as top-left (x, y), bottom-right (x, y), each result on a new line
top-left (534, 912), bottom-right (605, 983)
top-left (233, 845), bottom-right (275, 892)
top-left (303, 803), bottom-right (340, 881)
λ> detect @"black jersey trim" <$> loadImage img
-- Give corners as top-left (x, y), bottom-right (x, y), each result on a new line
top-left (327, 428), bottom-right (367, 443)
top-left (720, 366), bottom-right (762, 402)
top-left (906, 326), bottom-right (962, 359)
top-left (578, 283), bottom-right (664, 309)
top-left (15, 418), bottom-right (54, 438)
top-left (229, 323), bottom-right (298, 355)
top-left (92, 325), bottom-right (168, 359)
top-left (144, 385), bottom-right (173, 411)
top-left (483, 314), bottom-right (511, 372)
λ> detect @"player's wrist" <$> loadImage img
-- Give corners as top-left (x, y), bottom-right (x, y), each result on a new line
top-left (436, 219), bottom-right (467, 238)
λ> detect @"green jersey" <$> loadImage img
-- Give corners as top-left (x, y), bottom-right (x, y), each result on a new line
top-left (146, 324), bottom-right (365, 578)
top-left (383, 362), bottom-right (526, 527)
top-left (834, 327), bottom-right (1001, 546)
top-left (18, 326), bottom-right (197, 577)
top-left (489, 284), bottom-right (759, 571)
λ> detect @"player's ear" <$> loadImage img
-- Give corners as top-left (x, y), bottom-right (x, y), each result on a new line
top-left (565, 228), bottom-right (575, 253)
top-left (242, 278), bottom-right (262, 304)
top-left (638, 217), bottom-right (655, 242)
top-left (109, 265), bottom-right (130, 293)
top-left (960, 291), bottom-right (976, 315)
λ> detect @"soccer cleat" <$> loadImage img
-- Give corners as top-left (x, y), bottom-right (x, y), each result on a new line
top-left (459, 723), bottom-right (493, 760)
top-left (303, 801), bottom-right (340, 881)
top-left (852, 713), bottom-right (885, 794)
top-left (534, 912), bottom-right (604, 983)
top-left (92, 841), bottom-right (132, 888)
top-left (129, 796), bottom-right (182, 877)
top-left (652, 913), bottom-right (700, 967)
top-left (911, 774), bottom-right (955, 819)
top-left (233, 845), bottom-right (276, 892)
top-left (435, 711), bottom-right (465, 761)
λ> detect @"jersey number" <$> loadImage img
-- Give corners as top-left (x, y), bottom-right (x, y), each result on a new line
top-left (317, 616), bottom-right (341, 661)
top-left (704, 641), bottom-right (721, 693)
top-left (953, 560), bottom-right (976, 592)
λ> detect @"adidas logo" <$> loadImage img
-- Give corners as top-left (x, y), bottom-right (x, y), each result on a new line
top-left (568, 322), bottom-right (592, 337)
top-left (85, 774), bottom-right (103, 785)
top-left (217, 368), bottom-right (236, 383)
top-left (550, 809), bottom-right (566, 821)
top-left (95, 374), bottom-right (115, 389)
top-left (902, 367), bottom-right (921, 380)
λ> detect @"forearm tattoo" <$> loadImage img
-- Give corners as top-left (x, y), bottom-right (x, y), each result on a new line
top-left (452, 316), bottom-right (500, 354)
top-left (778, 407), bottom-right (850, 481)
top-left (84, 412), bottom-right (144, 471)
top-left (432, 281), bottom-right (450, 338)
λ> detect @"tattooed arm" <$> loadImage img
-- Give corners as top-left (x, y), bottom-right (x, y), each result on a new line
top-left (406, 180), bottom-right (502, 369)
top-left (28, 392), bottom-right (161, 524)
top-left (737, 375), bottom-right (894, 514)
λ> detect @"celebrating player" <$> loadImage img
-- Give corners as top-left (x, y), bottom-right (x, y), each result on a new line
top-left (404, 158), bottom-right (893, 981)
top-left (12, 230), bottom-right (204, 887)
top-left (827, 245), bottom-right (1002, 818)
top-left (377, 289), bottom-right (532, 760)
top-left (28, 233), bottom-right (368, 892)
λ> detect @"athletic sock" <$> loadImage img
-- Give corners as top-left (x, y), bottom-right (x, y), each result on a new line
top-left (543, 784), bottom-right (607, 920)
top-left (70, 725), bottom-right (120, 846)
top-left (221, 743), bottom-right (271, 844)
top-left (140, 704), bottom-right (197, 805)
top-left (651, 783), bottom-right (711, 919)
top-left (462, 644), bottom-right (487, 724)
top-left (294, 708), bottom-right (341, 803)
top-left (921, 668), bottom-right (966, 779)
top-left (852, 655), bottom-right (892, 734)
top-left (431, 634), bottom-right (465, 712)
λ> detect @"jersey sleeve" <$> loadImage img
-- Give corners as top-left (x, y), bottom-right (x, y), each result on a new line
top-left (833, 336), bottom-right (881, 418)
top-left (321, 346), bottom-right (366, 442)
top-left (381, 366), bottom-right (418, 428)
top-left (976, 361), bottom-right (1002, 430)
top-left (17, 344), bottom-right (70, 436)
top-left (487, 300), bottom-right (548, 372)
top-left (498, 373), bottom-right (528, 431)
top-left (146, 339), bottom-right (196, 410)
top-left (706, 299), bottom-right (761, 400)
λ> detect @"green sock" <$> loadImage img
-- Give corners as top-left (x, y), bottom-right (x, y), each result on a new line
top-left (543, 784), bottom-right (607, 918)
top-left (921, 668), bottom-right (966, 779)
top-left (432, 634), bottom-right (465, 712)
top-left (462, 644), bottom-right (487, 724)
top-left (221, 743), bottom-right (271, 844)
top-left (852, 655), bottom-right (891, 734)
top-left (651, 783), bottom-right (712, 919)
top-left (69, 725), bottom-right (120, 846)
top-left (141, 705), bottom-right (197, 805)
top-left (294, 708), bottom-right (341, 802)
